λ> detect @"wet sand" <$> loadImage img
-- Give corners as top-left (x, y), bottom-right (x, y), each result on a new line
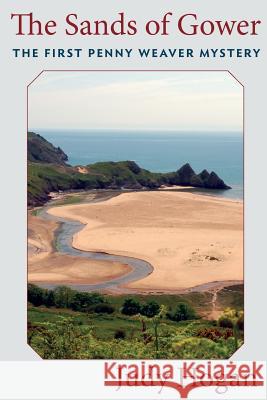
top-left (28, 214), bottom-right (131, 285)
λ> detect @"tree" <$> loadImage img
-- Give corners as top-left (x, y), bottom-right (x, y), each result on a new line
top-left (54, 286), bottom-right (74, 308)
top-left (93, 303), bottom-right (115, 314)
top-left (28, 284), bottom-right (46, 306)
top-left (167, 302), bottom-right (196, 322)
top-left (151, 305), bottom-right (166, 356)
top-left (136, 305), bottom-right (167, 357)
top-left (140, 301), bottom-right (160, 318)
top-left (70, 292), bottom-right (104, 312)
top-left (121, 298), bottom-right (141, 315)
top-left (45, 290), bottom-right (56, 307)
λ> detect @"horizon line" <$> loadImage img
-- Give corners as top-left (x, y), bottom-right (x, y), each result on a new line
top-left (29, 128), bottom-right (243, 134)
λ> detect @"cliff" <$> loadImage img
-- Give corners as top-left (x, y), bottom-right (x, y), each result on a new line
top-left (28, 132), bottom-right (68, 165)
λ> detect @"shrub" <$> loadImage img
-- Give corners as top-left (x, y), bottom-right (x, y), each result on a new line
top-left (140, 301), bottom-right (160, 318)
top-left (218, 308), bottom-right (244, 329)
top-left (167, 302), bottom-right (196, 322)
top-left (31, 318), bottom-right (93, 359)
top-left (196, 327), bottom-right (233, 342)
top-left (92, 303), bottom-right (115, 314)
top-left (121, 298), bottom-right (141, 315)
top-left (218, 317), bottom-right (233, 329)
top-left (114, 329), bottom-right (126, 340)
top-left (218, 308), bottom-right (244, 352)
top-left (172, 337), bottom-right (230, 359)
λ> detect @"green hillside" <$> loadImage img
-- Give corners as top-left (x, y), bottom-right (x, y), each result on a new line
top-left (27, 132), bottom-right (231, 207)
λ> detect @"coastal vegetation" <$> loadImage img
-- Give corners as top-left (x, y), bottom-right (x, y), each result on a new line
top-left (28, 284), bottom-right (244, 359)
top-left (27, 132), bottom-right (230, 206)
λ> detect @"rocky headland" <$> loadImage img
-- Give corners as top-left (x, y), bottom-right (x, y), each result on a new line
top-left (28, 132), bottom-right (231, 206)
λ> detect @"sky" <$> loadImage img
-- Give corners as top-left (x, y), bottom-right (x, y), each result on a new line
top-left (28, 71), bottom-right (243, 132)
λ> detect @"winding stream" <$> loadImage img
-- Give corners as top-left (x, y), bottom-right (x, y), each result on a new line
top-left (38, 195), bottom-right (153, 292)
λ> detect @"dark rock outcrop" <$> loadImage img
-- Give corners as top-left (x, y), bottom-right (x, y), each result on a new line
top-left (198, 169), bottom-right (210, 181)
top-left (204, 171), bottom-right (231, 189)
top-left (197, 169), bottom-right (230, 189)
top-left (177, 163), bottom-right (196, 185)
top-left (166, 164), bottom-right (230, 190)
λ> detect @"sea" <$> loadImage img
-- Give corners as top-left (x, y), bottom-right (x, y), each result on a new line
top-left (37, 130), bottom-right (243, 200)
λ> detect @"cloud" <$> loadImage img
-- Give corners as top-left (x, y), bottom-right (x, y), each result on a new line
top-left (29, 71), bottom-right (243, 131)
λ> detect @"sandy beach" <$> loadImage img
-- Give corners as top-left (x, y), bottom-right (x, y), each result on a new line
top-left (28, 214), bottom-right (131, 285)
top-left (48, 191), bottom-right (243, 291)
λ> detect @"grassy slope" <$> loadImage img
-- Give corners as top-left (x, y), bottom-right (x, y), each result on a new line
top-left (27, 132), bottom-right (230, 206)
top-left (28, 287), bottom-right (243, 340)
top-left (216, 285), bottom-right (244, 310)
top-left (27, 163), bottom-right (108, 206)
top-left (28, 160), bottom-right (230, 207)
top-left (28, 304), bottom-right (212, 341)
top-left (27, 160), bottom-right (163, 206)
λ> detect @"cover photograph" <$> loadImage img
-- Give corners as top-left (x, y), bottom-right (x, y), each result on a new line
top-left (0, 1), bottom-right (266, 399)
